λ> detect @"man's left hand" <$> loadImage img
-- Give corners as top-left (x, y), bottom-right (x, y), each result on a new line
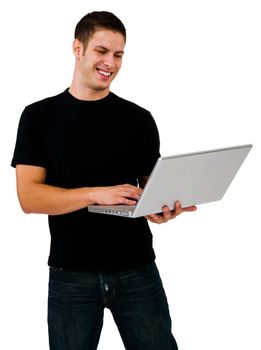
top-left (145, 201), bottom-right (197, 224)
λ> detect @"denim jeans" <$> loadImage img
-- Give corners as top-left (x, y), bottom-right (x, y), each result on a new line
top-left (48, 262), bottom-right (178, 350)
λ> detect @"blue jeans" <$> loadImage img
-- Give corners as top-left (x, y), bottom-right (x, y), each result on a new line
top-left (48, 262), bottom-right (178, 350)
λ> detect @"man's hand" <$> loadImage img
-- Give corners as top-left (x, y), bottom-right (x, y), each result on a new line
top-left (145, 201), bottom-right (197, 224)
top-left (90, 184), bottom-right (143, 205)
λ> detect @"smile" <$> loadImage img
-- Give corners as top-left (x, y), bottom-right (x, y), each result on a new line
top-left (97, 69), bottom-right (112, 77)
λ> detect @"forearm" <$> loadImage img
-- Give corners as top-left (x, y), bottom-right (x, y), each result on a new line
top-left (16, 165), bottom-right (142, 215)
top-left (18, 183), bottom-right (94, 215)
top-left (18, 182), bottom-right (142, 215)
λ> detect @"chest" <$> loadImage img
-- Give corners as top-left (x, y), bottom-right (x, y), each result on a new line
top-left (42, 109), bottom-right (141, 186)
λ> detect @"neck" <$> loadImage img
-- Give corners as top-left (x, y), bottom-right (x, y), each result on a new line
top-left (69, 84), bottom-right (110, 101)
top-left (69, 71), bottom-right (110, 101)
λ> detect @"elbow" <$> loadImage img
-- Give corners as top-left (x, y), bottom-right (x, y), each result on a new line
top-left (17, 192), bottom-right (49, 215)
top-left (18, 194), bottom-right (35, 214)
top-left (16, 166), bottom-right (48, 214)
top-left (19, 200), bottom-right (34, 214)
top-left (22, 206), bottom-right (33, 215)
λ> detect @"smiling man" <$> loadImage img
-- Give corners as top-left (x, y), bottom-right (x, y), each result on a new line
top-left (70, 27), bottom-right (125, 100)
top-left (11, 11), bottom-right (196, 350)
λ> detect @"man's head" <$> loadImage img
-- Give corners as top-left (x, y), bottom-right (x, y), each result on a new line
top-left (74, 11), bottom-right (126, 55)
top-left (70, 11), bottom-right (126, 100)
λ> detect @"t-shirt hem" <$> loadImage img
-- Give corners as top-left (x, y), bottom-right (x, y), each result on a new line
top-left (48, 254), bottom-right (156, 273)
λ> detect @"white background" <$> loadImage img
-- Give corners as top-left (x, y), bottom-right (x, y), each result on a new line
top-left (1, 0), bottom-right (260, 349)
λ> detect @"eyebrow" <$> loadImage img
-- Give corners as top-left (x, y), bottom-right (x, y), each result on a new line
top-left (94, 45), bottom-right (124, 55)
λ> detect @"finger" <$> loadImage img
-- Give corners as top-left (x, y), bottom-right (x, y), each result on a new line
top-left (119, 197), bottom-right (137, 205)
top-left (162, 206), bottom-right (171, 221)
top-left (182, 205), bottom-right (197, 212)
top-left (122, 184), bottom-right (143, 194)
top-left (118, 190), bottom-right (141, 201)
top-left (174, 201), bottom-right (183, 215)
top-left (120, 186), bottom-right (143, 199)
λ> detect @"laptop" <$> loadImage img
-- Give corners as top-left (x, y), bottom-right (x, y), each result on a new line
top-left (87, 144), bottom-right (252, 218)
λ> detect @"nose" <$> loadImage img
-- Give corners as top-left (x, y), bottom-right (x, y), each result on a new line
top-left (103, 54), bottom-right (116, 70)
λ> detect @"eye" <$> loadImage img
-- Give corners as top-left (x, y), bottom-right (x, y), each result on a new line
top-left (96, 49), bottom-right (106, 54)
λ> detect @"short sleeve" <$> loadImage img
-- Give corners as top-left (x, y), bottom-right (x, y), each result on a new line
top-left (11, 106), bottom-right (47, 168)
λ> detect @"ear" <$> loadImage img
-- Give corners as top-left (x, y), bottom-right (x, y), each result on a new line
top-left (72, 39), bottom-right (83, 58)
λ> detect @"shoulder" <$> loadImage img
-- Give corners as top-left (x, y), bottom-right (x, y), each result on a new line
top-left (25, 90), bottom-right (66, 113)
top-left (20, 90), bottom-right (68, 128)
top-left (110, 92), bottom-right (151, 116)
top-left (110, 93), bottom-right (159, 134)
top-left (111, 93), bottom-right (159, 128)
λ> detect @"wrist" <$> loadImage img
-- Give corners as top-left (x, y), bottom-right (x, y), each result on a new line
top-left (84, 187), bottom-right (98, 206)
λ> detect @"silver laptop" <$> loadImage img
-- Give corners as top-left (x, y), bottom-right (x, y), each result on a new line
top-left (87, 144), bottom-right (252, 218)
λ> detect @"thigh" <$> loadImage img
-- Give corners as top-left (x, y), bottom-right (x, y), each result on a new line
top-left (48, 268), bottom-right (104, 350)
top-left (111, 262), bottom-right (178, 350)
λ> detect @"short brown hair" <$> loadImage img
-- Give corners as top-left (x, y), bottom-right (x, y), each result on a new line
top-left (74, 11), bottom-right (126, 52)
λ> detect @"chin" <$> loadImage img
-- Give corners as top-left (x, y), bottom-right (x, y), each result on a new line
top-left (94, 82), bottom-right (111, 91)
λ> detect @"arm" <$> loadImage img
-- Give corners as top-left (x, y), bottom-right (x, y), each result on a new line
top-left (16, 165), bottom-right (142, 215)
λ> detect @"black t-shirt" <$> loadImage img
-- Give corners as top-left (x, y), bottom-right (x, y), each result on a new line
top-left (11, 89), bottom-right (161, 270)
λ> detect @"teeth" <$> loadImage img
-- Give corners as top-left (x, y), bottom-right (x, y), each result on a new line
top-left (98, 69), bottom-right (111, 77)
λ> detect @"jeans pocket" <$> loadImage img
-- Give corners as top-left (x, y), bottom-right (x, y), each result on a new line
top-left (118, 263), bottom-right (166, 303)
top-left (48, 268), bottom-right (100, 311)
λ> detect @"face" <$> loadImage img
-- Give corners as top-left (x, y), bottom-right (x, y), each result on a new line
top-left (73, 29), bottom-right (125, 97)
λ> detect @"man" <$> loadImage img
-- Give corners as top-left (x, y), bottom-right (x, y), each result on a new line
top-left (11, 11), bottom-right (196, 350)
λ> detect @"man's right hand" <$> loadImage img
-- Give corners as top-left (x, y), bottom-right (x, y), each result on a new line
top-left (89, 184), bottom-right (143, 205)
